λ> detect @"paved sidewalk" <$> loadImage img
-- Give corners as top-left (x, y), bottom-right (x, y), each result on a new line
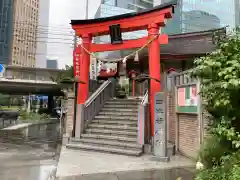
top-left (56, 147), bottom-right (195, 178)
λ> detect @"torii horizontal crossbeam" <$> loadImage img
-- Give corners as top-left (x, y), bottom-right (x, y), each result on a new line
top-left (90, 34), bottom-right (168, 52)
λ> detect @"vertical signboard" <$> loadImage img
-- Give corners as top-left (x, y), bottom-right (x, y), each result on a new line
top-left (153, 92), bottom-right (169, 161)
top-left (0, 64), bottom-right (4, 77)
top-left (73, 45), bottom-right (81, 77)
top-left (90, 57), bottom-right (97, 80)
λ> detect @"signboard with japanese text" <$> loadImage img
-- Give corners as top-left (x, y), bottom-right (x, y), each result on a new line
top-left (90, 57), bottom-right (97, 80)
top-left (153, 92), bottom-right (167, 158)
top-left (73, 46), bottom-right (81, 77)
top-left (177, 85), bottom-right (198, 113)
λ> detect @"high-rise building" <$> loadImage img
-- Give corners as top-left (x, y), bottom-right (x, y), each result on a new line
top-left (0, 0), bottom-right (14, 65)
top-left (181, 10), bottom-right (220, 33)
top-left (36, 0), bottom-right (50, 68)
top-left (11, 0), bottom-right (40, 67)
top-left (156, 0), bottom-right (240, 34)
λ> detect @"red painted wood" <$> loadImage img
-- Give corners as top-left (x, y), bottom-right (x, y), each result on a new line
top-left (148, 23), bottom-right (161, 137)
top-left (90, 34), bottom-right (168, 52)
top-left (72, 8), bottom-right (172, 36)
top-left (77, 35), bottom-right (92, 104)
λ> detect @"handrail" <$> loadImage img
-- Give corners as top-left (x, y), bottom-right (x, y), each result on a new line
top-left (141, 90), bottom-right (148, 105)
top-left (83, 78), bottom-right (116, 125)
top-left (85, 80), bottom-right (111, 106)
top-left (138, 90), bottom-right (149, 145)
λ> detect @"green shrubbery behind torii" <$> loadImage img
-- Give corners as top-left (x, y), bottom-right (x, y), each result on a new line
top-left (191, 28), bottom-right (240, 180)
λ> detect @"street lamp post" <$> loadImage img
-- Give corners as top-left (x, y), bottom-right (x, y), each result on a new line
top-left (133, 73), bottom-right (169, 162)
top-left (85, 0), bottom-right (89, 19)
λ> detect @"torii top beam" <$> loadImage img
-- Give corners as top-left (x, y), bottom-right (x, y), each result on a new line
top-left (71, 1), bottom-right (177, 37)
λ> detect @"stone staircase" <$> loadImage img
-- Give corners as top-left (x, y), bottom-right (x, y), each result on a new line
top-left (67, 98), bottom-right (143, 156)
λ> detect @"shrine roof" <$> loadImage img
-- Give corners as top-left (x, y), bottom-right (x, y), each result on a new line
top-left (161, 27), bottom-right (226, 55)
top-left (71, 0), bottom-right (177, 25)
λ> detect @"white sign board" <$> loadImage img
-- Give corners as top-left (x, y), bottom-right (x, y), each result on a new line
top-left (90, 57), bottom-right (97, 80)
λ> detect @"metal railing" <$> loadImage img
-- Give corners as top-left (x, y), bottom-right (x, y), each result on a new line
top-left (84, 78), bottom-right (116, 125)
top-left (89, 80), bottom-right (102, 93)
top-left (138, 90), bottom-right (149, 145)
top-left (171, 70), bottom-right (196, 86)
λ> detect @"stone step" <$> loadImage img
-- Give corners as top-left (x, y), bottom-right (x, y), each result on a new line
top-left (81, 133), bottom-right (137, 143)
top-left (66, 143), bottom-right (142, 156)
top-left (94, 115), bottom-right (138, 121)
top-left (85, 128), bottom-right (137, 137)
top-left (91, 120), bottom-right (137, 126)
top-left (98, 111), bottom-right (138, 116)
top-left (110, 98), bottom-right (141, 102)
top-left (106, 101), bottom-right (139, 105)
top-left (103, 104), bottom-right (138, 108)
top-left (88, 124), bottom-right (138, 131)
top-left (101, 108), bottom-right (138, 112)
top-left (71, 138), bottom-right (142, 150)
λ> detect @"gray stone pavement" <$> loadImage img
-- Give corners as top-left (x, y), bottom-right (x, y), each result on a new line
top-left (0, 142), bottom-right (59, 180)
top-left (56, 167), bottom-right (195, 180)
top-left (56, 147), bottom-right (195, 178)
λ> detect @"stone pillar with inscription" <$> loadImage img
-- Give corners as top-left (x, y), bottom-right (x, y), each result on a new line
top-left (62, 92), bottom-right (75, 145)
top-left (152, 92), bottom-right (169, 162)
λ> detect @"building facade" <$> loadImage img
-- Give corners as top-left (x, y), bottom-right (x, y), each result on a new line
top-left (11, 0), bottom-right (40, 67)
top-left (46, 59), bottom-right (58, 69)
top-left (0, 0), bottom-right (14, 65)
top-left (36, 0), bottom-right (50, 68)
top-left (156, 0), bottom-right (240, 34)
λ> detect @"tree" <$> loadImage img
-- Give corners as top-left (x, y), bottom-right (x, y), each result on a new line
top-left (51, 65), bottom-right (85, 93)
top-left (193, 29), bottom-right (240, 179)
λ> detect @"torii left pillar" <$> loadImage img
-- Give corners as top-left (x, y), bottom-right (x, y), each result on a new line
top-left (75, 34), bottom-right (92, 139)
top-left (77, 34), bottom-right (92, 104)
top-left (148, 23), bottom-right (161, 137)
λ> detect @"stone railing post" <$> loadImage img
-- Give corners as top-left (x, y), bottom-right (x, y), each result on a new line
top-left (62, 92), bottom-right (75, 145)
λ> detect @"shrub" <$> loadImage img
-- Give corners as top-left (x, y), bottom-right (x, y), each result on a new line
top-left (198, 135), bottom-right (231, 168)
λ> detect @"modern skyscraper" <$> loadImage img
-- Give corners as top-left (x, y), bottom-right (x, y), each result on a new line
top-left (0, 0), bottom-right (14, 65)
top-left (181, 10), bottom-right (220, 33)
top-left (156, 0), bottom-right (240, 34)
top-left (36, 0), bottom-right (50, 68)
top-left (11, 0), bottom-right (40, 67)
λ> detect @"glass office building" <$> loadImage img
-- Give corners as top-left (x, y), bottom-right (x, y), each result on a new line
top-left (95, 0), bottom-right (240, 59)
top-left (159, 0), bottom-right (240, 34)
top-left (0, 0), bottom-right (14, 65)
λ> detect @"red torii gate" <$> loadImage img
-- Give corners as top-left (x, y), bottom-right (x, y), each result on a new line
top-left (71, 1), bottom-right (176, 137)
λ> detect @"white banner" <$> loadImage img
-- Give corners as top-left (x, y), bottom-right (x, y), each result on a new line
top-left (90, 57), bottom-right (97, 80)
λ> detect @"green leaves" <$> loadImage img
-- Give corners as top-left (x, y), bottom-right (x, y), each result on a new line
top-left (194, 28), bottom-right (240, 180)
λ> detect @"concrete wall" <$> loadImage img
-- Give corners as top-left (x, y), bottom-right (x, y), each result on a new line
top-left (4, 66), bottom-right (62, 81)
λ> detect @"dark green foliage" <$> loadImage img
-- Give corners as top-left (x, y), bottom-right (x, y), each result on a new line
top-left (192, 29), bottom-right (240, 179)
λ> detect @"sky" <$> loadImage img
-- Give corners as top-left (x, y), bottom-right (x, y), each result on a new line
top-left (47, 0), bottom-right (101, 69)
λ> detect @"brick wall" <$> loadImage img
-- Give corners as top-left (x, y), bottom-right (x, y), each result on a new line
top-left (168, 92), bottom-right (200, 159)
top-left (178, 114), bottom-right (199, 158)
top-left (168, 93), bottom-right (176, 143)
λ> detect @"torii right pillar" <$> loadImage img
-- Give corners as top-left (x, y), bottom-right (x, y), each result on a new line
top-left (148, 23), bottom-right (161, 138)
